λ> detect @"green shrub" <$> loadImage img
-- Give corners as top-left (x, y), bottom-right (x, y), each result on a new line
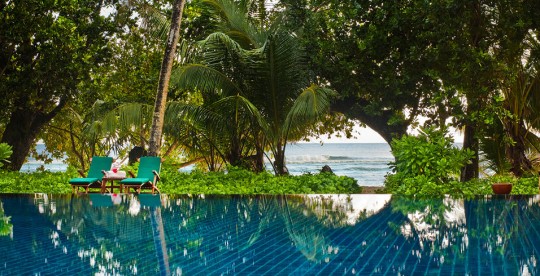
top-left (0, 169), bottom-right (74, 194)
top-left (0, 165), bottom-right (361, 194)
top-left (390, 127), bottom-right (473, 181)
top-left (468, 175), bottom-right (538, 195)
top-left (159, 166), bottom-right (361, 194)
top-left (388, 174), bottom-right (538, 197)
top-left (510, 176), bottom-right (538, 194)
top-left (385, 127), bottom-right (474, 197)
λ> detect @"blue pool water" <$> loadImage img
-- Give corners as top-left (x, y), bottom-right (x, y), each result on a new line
top-left (0, 194), bottom-right (539, 275)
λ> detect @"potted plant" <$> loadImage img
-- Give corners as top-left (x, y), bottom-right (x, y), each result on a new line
top-left (490, 174), bottom-right (515, 195)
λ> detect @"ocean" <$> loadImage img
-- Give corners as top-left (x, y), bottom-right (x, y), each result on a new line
top-left (285, 143), bottom-right (392, 187)
top-left (20, 144), bottom-right (68, 173)
top-left (21, 143), bottom-right (394, 187)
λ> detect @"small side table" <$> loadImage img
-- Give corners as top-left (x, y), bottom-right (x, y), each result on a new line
top-left (101, 171), bottom-right (126, 193)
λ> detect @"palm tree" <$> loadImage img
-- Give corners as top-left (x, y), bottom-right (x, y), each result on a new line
top-left (171, 0), bottom-right (333, 175)
top-left (493, 34), bottom-right (540, 176)
top-left (38, 101), bottom-right (126, 171)
top-left (65, 0), bottom-right (332, 173)
top-left (164, 95), bottom-right (266, 171)
top-left (93, 102), bottom-right (154, 151)
top-left (249, 32), bottom-right (333, 175)
top-left (499, 67), bottom-right (540, 176)
top-left (148, 0), bottom-right (187, 156)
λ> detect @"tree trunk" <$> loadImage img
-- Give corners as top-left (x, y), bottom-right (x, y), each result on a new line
top-left (460, 124), bottom-right (479, 182)
top-left (459, 1), bottom-right (484, 182)
top-left (253, 143), bottom-right (265, 173)
top-left (1, 115), bottom-right (38, 171)
top-left (273, 141), bottom-right (288, 175)
top-left (1, 103), bottom-right (64, 171)
top-left (366, 118), bottom-right (407, 145)
top-left (331, 97), bottom-right (409, 145)
top-left (227, 137), bottom-right (242, 167)
top-left (504, 121), bottom-right (533, 177)
top-left (148, 0), bottom-right (186, 156)
top-left (69, 122), bottom-right (87, 171)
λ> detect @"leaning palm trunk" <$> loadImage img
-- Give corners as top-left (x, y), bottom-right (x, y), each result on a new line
top-left (253, 135), bottom-right (266, 172)
top-left (148, 0), bottom-right (186, 156)
top-left (273, 141), bottom-right (288, 175)
top-left (228, 135), bottom-right (242, 167)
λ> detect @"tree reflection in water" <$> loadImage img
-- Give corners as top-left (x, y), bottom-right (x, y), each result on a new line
top-left (1, 194), bottom-right (540, 275)
top-left (279, 195), bottom-right (335, 263)
top-left (277, 194), bottom-right (392, 263)
top-left (0, 199), bottom-right (12, 237)
top-left (391, 196), bottom-right (468, 253)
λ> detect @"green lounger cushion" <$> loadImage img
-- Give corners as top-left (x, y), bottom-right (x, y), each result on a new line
top-left (137, 158), bottom-right (161, 179)
top-left (69, 156), bottom-right (113, 185)
top-left (121, 177), bottom-right (152, 185)
top-left (69, 177), bottom-right (99, 184)
top-left (120, 157), bottom-right (161, 193)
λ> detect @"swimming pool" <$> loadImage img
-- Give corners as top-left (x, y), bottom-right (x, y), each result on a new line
top-left (0, 194), bottom-right (539, 275)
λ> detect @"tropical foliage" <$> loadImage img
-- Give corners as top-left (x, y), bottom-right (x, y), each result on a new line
top-left (2, 0), bottom-right (540, 195)
top-left (389, 128), bottom-right (473, 182)
top-left (0, 143), bottom-right (12, 169)
top-left (1, 164), bottom-right (537, 196)
top-left (0, 0), bottom-right (133, 170)
top-left (385, 128), bottom-right (475, 196)
top-left (0, 165), bottom-right (360, 194)
top-left (160, 166), bottom-right (361, 194)
top-left (170, 26), bottom-right (333, 174)
top-left (279, 0), bottom-right (540, 182)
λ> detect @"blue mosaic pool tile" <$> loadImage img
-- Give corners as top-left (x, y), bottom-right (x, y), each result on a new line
top-left (2, 195), bottom-right (540, 275)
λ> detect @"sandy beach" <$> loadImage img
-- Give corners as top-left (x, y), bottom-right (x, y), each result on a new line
top-left (360, 186), bottom-right (384, 194)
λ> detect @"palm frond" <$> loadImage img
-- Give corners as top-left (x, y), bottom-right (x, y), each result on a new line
top-left (171, 64), bottom-right (242, 97)
top-left (165, 102), bottom-right (229, 136)
top-left (255, 32), bottom-right (308, 117)
top-left (523, 73), bottom-right (540, 129)
top-left (283, 85), bottom-right (334, 141)
top-left (116, 103), bottom-right (154, 131)
top-left (288, 86), bottom-right (333, 120)
top-left (209, 94), bottom-right (269, 132)
top-left (81, 103), bottom-right (153, 147)
top-left (201, 0), bottom-right (265, 48)
top-left (165, 101), bottom-right (237, 167)
top-left (81, 100), bottom-right (110, 139)
top-left (199, 32), bottom-right (246, 66)
top-left (176, 39), bottom-right (199, 66)
top-left (525, 131), bottom-right (540, 154)
top-left (138, 2), bottom-right (171, 40)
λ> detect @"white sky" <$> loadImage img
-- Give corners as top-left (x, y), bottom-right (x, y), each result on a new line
top-left (314, 124), bottom-right (465, 144)
top-left (314, 125), bottom-right (386, 143)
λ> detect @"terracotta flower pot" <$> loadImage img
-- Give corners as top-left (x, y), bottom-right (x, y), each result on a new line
top-left (491, 182), bottom-right (512, 194)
